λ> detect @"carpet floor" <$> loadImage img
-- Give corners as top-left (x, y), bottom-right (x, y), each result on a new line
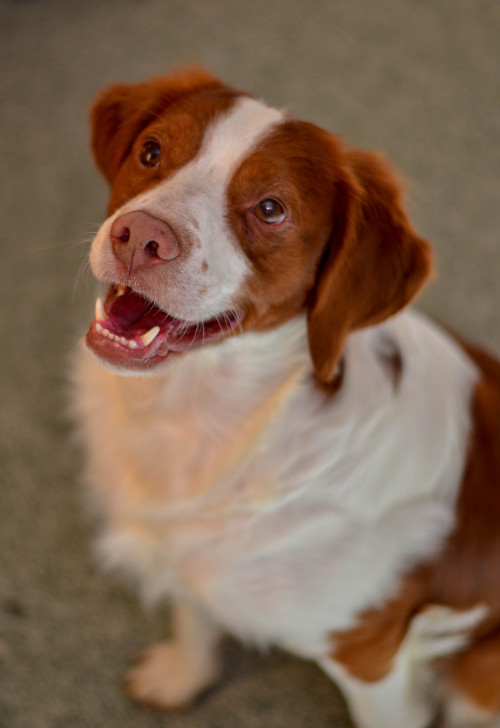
top-left (1, 2), bottom-right (499, 726)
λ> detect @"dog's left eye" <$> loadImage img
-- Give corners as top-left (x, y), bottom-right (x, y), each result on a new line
top-left (139, 140), bottom-right (161, 168)
top-left (254, 198), bottom-right (286, 224)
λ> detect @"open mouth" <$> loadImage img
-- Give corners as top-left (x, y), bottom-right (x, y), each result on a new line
top-left (86, 285), bottom-right (241, 371)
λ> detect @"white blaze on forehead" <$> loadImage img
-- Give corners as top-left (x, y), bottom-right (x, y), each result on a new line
top-left (193, 95), bottom-right (285, 181)
top-left (143, 95), bottom-right (284, 318)
top-left (176, 97), bottom-right (284, 317)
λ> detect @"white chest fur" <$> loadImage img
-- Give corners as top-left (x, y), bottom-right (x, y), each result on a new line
top-left (75, 310), bottom-right (477, 658)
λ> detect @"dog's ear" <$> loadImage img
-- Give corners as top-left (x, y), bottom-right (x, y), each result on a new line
top-left (91, 67), bottom-right (222, 183)
top-left (307, 147), bottom-right (433, 384)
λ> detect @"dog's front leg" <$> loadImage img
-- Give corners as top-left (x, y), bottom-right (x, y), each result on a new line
top-left (124, 599), bottom-right (222, 710)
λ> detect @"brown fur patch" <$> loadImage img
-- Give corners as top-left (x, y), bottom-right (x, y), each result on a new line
top-left (227, 120), bottom-right (337, 334)
top-left (331, 565), bottom-right (431, 682)
top-left (306, 147), bottom-right (433, 383)
top-left (90, 68), bottom-right (242, 214)
top-left (91, 67), bottom-right (223, 182)
top-left (226, 122), bottom-right (432, 384)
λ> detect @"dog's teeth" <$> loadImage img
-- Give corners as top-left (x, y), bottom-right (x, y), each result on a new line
top-left (129, 340), bottom-right (139, 350)
top-left (95, 297), bottom-right (108, 322)
top-left (116, 285), bottom-right (127, 297)
top-left (141, 326), bottom-right (160, 346)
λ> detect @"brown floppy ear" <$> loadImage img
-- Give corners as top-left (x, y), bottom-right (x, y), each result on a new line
top-left (307, 147), bottom-right (433, 384)
top-left (91, 66), bottom-right (222, 183)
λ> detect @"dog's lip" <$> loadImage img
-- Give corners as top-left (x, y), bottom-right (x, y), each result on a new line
top-left (85, 284), bottom-right (242, 371)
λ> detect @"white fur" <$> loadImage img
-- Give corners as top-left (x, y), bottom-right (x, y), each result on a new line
top-left (75, 310), bottom-right (477, 653)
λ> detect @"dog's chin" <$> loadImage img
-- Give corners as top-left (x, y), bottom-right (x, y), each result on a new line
top-left (85, 284), bottom-right (242, 375)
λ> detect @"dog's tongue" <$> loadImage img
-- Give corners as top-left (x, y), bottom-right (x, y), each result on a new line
top-left (106, 288), bottom-right (169, 334)
top-left (105, 289), bottom-right (162, 331)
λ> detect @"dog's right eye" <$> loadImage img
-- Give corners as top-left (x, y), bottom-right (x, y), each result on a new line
top-left (139, 141), bottom-right (161, 168)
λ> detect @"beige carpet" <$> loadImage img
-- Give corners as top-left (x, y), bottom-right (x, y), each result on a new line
top-left (1, 1), bottom-right (499, 726)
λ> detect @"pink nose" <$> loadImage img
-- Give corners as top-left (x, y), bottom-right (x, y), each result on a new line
top-left (110, 211), bottom-right (180, 271)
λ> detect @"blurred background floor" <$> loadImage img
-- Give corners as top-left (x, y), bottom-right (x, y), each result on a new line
top-left (0, 2), bottom-right (499, 727)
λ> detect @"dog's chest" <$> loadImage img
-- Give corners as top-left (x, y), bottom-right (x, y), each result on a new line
top-left (78, 313), bottom-right (478, 654)
top-left (80, 332), bottom-right (318, 612)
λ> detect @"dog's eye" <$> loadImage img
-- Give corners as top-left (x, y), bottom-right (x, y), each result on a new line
top-left (254, 198), bottom-right (286, 224)
top-left (139, 140), bottom-right (161, 168)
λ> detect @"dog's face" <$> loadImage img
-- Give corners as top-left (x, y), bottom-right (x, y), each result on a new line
top-left (86, 67), bottom-right (432, 380)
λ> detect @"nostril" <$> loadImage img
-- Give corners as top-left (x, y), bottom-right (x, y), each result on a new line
top-left (145, 240), bottom-right (159, 257)
top-left (110, 219), bottom-right (131, 244)
top-left (118, 227), bottom-right (130, 243)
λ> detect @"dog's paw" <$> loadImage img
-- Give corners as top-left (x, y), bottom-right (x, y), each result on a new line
top-left (124, 640), bottom-right (220, 710)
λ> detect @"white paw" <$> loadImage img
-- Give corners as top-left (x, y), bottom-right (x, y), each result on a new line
top-left (409, 604), bottom-right (488, 660)
top-left (124, 640), bottom-right (220, 710)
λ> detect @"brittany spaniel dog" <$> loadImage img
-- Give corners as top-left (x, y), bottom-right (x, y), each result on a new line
top-left (74, 67), bottom-right (500, 728)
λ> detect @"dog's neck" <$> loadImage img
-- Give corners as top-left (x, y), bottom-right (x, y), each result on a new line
top-left (129, 315), bottom-right (312, 412)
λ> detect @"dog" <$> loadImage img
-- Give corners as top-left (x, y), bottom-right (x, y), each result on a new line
top-left (74, 67), bottom-right (500, 727)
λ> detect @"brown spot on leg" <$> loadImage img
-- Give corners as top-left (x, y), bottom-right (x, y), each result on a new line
top-left (331, 566), bottom-right (431, 682)
top-left (446, 629), bottom-right (500, 713)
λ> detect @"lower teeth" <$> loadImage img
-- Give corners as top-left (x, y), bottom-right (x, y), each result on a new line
top-left (95, 322), bottom-right (139, 350)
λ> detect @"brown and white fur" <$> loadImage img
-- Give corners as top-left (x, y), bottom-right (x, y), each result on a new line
top-left (74, 67), bottom-right (500, 727)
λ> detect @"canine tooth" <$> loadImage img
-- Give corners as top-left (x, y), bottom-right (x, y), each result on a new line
top-left (95, 297), bottom-right (108, 321)
top-left (141, 326), bottom-right (160, 346)
top-left (116, 285), bottom-right (127, 297)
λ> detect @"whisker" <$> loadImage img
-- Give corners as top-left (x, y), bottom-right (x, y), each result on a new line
top-left (215, 315), bottom-right (225, 337)
top-left (73, 255), bottom-right (94, 301)
top-left (173, 317), bottom-right (194, 344)
top-left (29, 229), bottom-right (99, 256)
top-left (186, 322), bottom-right (201, 351)
top-left (175, 326), bottom-right (189, 344)
top-left (221, 312), bottom-right (235, 339)
top-left (228, 308), bottom-right (243, 336)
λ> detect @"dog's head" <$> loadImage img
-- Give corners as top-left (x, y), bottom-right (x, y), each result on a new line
top-left (86, 67), bottom-right (432, 381)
